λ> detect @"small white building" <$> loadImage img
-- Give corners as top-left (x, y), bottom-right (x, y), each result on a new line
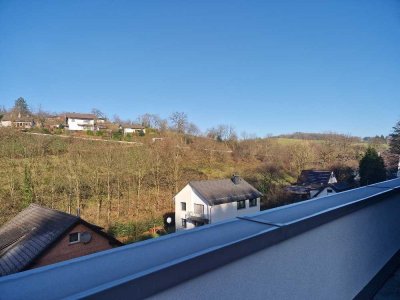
top-left (122, 124), bottom-right (146, 135)
top-left (174, 175), bottom-right (262, 231)
top-left (65, 113), bottom-right (96, 131)
top-left (0, 113), bottom-right (33, 129)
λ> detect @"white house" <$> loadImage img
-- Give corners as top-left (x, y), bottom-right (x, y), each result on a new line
top-left (121, 124), bottom-right (146, 135)
top-left (65, 113), bottom-right (96, 131)
top-left (174, 175), bottom-right (262, 231)
top-left (0, 113), bottom-right (33, 129)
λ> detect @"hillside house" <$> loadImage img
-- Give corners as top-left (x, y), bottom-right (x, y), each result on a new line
top-left (0, 204), bottom-right (122, 277)
top-left (174, 175), bottom-right (262, 231)
top-left (64, 113), bottom-right (97, 131)
top-left (0, 113), bottom-right (34, 129)
top-left (121, 124), bottom-right (146, 135)
top-left (285, 170), bottom-right (351, 199)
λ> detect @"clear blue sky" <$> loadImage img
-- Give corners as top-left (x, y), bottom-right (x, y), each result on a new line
top-left (1, 0), bottom-right (399, 137)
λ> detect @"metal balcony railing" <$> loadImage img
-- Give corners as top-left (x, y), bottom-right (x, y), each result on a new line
top-left (185, 211), bottom-right (209, 221)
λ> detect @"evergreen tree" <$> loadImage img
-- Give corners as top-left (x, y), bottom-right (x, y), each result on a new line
top-left (389, 120), bottom-right (400, 155)
top-left (13, 97), bottom-right (30, 115)
top-left (359, 147), bottom-right (386, 186)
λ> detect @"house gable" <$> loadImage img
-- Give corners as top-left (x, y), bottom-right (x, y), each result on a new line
top-left (29, 222), bottom-right (119, 270)
top-left (0, 204), bottom-right (122, 276)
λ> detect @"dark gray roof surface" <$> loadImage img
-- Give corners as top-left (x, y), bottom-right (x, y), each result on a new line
top-left (330, 182), bottom-right (353, 192)
top-left (0, 204), bottom-right (80, 276)
top-left (297, 170), bottom-right (334, 186)
top-left (189, 178), bottom-right (262, 206)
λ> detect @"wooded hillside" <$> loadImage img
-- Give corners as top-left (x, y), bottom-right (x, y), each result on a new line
top-left (0, 128), bottom-right (386, 242)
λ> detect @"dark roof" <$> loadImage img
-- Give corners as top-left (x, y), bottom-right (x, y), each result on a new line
top-left (330, 182), bottom-right (353, 192)
top-left (297, 170), bottom-right (335, 186)
top-left (284, 185), bottom-right (310, 195)
top-left (0, 204), bottom-right (121, 276)
top-left (189, 177), bottom-right (263, 206)
top-left (2, 113), bottom-right (33, 122)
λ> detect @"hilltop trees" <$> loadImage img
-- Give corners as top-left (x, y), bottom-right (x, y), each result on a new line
top-left (359, 147), bottom-right (386, 186)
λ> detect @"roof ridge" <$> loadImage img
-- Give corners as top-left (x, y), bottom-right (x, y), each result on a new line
top-left (28, 203), bottom-right (79, 220)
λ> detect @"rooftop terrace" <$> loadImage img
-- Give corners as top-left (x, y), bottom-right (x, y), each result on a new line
top-left (1, 178), bottom-right (400, 299)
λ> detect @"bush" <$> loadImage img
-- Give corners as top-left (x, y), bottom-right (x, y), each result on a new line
top-left (86, 130), bottom-right (94, 136)
top-left (108, 217), bottom-right (164, 243)
top-left (54, 128), bottom-right (63, 135)
top-left (112, 130), bottom-right (123, 140)
top-left (95, 130), bottom-right (104, 136)
top-left (41, 128), bottom-right (51, 134)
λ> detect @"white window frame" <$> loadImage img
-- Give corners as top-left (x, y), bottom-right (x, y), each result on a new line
top-left (69, 232), bottom-right (81, 244)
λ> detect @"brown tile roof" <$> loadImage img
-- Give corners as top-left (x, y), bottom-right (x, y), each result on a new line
top-left (2, 113), bottom-right (33, 122)
top-left (120, 123), bottom-right (145, 129)
top-left (64, 113), bottom-right (97, 119)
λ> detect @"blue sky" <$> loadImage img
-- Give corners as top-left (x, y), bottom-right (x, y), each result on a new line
top-left (0, 0), bottom-right (399, 137)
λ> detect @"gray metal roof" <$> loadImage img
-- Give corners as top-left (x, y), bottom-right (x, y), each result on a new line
top-left (189, 177), bottom-right (263, 206)
top-left (0, 204), bottom-right (81, 276)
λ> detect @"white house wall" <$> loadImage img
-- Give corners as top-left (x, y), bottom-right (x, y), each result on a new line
top-left (124, 128), bottom-right (146, 135)
top-left (211, 199), bottom-right (260, 224)
top-left (67, 119), bottom-right (95, 131)
top-left (0, 121), bottom-right (12, 127)
top-left (175, 185), bottom-right (209, 231)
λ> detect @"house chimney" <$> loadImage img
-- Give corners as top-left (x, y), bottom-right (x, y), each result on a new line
top-left (231, 174), bottom-right (241, 185)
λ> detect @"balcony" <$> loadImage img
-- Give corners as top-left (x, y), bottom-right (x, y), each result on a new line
top-left (185, 211), bottom-right (209, 223)
top-left (1, 178), bottom-right (400, 299)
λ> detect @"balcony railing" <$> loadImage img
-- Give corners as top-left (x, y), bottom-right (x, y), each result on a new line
top-left (185, 211), bottom-right (209, 222)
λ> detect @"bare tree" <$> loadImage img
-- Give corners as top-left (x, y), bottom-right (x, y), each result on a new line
top-left (169, 112), bottom-right (188, 134)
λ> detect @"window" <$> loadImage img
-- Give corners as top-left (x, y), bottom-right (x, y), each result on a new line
top-left (249, 198), bottom-right (257, 207)
top-left (194, 204), bottom-right (204, 215)
top-left (327, 188), bottom-right (333, 193)
top-left (237, 200), bottom-right (246, 210)
top-left (181, 202), bottom-right (186, 211)
top-left (182, 218), bottom-right (187, 228)
top-left (69, 232), bottom-right (80, 244)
